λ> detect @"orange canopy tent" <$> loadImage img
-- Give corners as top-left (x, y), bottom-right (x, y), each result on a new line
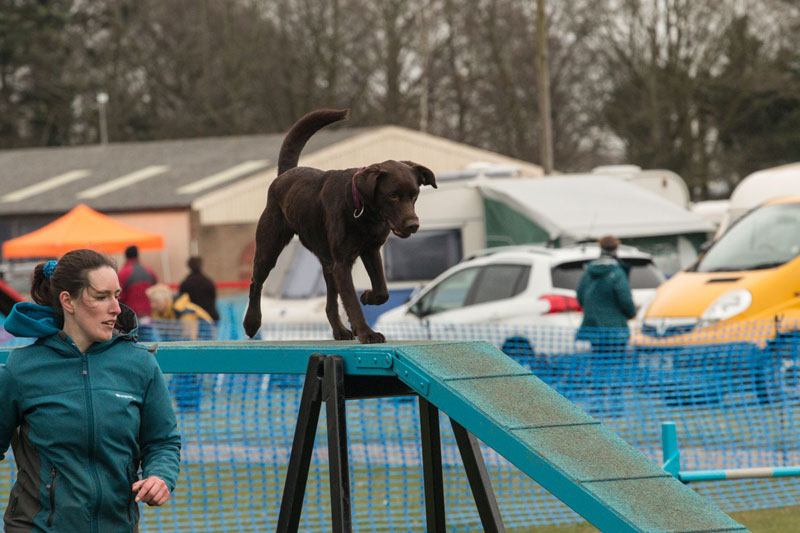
top-left (2, 204), bottom-right (164, 259)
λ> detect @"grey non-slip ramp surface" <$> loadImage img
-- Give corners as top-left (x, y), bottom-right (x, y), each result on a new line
top-left (393, 342), bottom-right (747, 532)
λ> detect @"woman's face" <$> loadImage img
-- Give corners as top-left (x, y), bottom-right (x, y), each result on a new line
top-left (61, 266), bottom-right (122, 351)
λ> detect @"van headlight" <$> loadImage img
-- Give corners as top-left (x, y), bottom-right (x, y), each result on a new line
top-left (699, 289), bottom-right (752, 325)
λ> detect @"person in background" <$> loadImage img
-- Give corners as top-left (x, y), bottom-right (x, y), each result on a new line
top-left (575, 235), bottom-right (636, 417)
top-left (576, 235), bottom-right (636, 351)
top-left (145, 283), bottom-right (214, 341)
top-left (0, 249), bottom-right (180, 532)
top-left (178, 256), bottom-right (219, 322)
top-left (146, 283), bottom-right (214, 411)
top-left (118, 245), bottom-right (158, 317)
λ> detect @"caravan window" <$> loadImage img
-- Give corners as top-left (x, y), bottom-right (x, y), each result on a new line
top-left (384, 229), bottom-right (462, 281)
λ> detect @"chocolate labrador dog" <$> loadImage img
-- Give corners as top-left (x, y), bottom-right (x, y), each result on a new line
top-left (243, 108), bottom-right (437, 343)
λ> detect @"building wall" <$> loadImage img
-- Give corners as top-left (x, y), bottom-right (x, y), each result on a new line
top-left (198, 222), bottom-right (257, 284)
top-left (111, 210), bottom-right (190, 284)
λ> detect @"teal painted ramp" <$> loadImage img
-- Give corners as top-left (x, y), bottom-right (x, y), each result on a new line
top-left (392, 342), bottom-right (747, 533)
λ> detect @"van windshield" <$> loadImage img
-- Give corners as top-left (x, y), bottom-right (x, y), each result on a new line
top-left (696, 203), bottom-right (800, 272)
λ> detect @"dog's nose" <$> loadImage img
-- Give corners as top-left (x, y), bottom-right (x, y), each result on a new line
top-left (404, 220), bottom-right (420, 234)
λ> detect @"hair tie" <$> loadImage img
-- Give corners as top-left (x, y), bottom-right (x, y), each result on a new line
top-left (43, 259), bottom-right (58, 279)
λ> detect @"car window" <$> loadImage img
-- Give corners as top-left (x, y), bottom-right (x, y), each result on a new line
top-left (552, 258), bottom-right (664, 290)
top-left (697, 203), bottom-right (800, 272)
top-left (469, 265), bottom-right (530, 305)
top-left (551, 261), bottom-right (586, 290)
top-left (416, 267), bottom-right (480, 316)
top-left (628, 261), bottom-right (664, 288)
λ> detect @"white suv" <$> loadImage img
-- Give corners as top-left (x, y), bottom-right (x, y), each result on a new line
top-left (375, 244), bottom-right (664, 351)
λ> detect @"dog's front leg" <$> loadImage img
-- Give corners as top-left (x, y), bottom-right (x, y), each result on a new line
top-left (359, 248), bottom-right (389, 305)
top-left (332, 261), bottom-right (386, 344)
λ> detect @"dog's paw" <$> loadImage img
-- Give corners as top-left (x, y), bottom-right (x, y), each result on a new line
top-left (358, 330), bottom-right (386, 344)
top-left (243, 308), bottom-right (262, 339)
top-left (332, 327), bottom-right (355, 341)
top-left (360, 290), bottom-right (389, 306)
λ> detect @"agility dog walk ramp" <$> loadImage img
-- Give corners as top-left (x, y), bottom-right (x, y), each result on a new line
top-left (391, 342), bottom-right (746, 532)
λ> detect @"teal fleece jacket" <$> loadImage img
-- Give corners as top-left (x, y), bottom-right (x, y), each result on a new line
top-left (576, 256), bottom-right (637, 342)
top-left (0, 302), bottom-right (181, 533)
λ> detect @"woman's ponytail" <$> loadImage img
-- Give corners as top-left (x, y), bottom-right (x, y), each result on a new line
top-left (31, 262), bottom-right (55, 307)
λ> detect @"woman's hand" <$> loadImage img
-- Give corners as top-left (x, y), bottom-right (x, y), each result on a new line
top-left (131, 476), bottom-right (171, 506)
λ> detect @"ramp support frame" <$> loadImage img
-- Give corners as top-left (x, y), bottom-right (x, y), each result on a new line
top-left (276, 354), bottom-right (505, 532)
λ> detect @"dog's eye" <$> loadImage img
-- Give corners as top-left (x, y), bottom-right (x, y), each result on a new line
top-left (389, 193), bottom-right (400, 200)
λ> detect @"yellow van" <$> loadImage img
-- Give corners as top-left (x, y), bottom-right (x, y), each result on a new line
top-left (634, 196), bottom-right (800, 347)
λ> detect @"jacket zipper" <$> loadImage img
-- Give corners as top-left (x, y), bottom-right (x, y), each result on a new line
top-left (46, 467), bottom-right (58, 527)
top-left (82, 354), bottom-right (102, 533)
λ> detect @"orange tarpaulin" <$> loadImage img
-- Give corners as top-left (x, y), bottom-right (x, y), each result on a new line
top-left (2, 204), bottom-right (164, 259)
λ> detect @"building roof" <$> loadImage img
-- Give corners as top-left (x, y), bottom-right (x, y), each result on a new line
top-left (0, 127), bottom-right (367, 216)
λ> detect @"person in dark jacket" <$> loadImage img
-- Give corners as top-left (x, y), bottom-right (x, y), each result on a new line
top-left (0, 249), bottom-right (180, 532)
top-left (118, 245), bottom-right (158, 317)
top-left (178, 256), bottom-right (219, 322)
top-left (576, 235), bottom-right (637, 352)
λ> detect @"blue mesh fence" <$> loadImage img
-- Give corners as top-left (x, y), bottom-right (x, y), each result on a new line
top-left (2, 317), bottom-right (800, 530)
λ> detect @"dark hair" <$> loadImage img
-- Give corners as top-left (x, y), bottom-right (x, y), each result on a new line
top-left (31, 249), bottom-right (118, 323)
top-left (599, 235), bottom-right (620, 253)
top-left (125, 245), bottom-right (139, 259)
top-left (187, 256), bottom-right (202, 274)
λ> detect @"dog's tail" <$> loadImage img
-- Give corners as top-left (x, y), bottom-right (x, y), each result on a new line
top-left (278, 108), bottom-right (349, 175)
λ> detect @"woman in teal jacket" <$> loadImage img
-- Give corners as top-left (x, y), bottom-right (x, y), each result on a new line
top-left (576, 236), bottom-right (637, 352)
top-left (0, 249), bottom-right (181, 532)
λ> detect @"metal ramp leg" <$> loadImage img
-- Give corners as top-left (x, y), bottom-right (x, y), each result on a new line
top-left (451, 420), bottom-right (506, 533)
top-left (276, 355), bottom-right (325, 533)
top-left (419, 398), bottom-right (447, 532)
top-left (278, 354), bottom-right (503, 532)
top-left (323, 355), bottom-right (352, 532)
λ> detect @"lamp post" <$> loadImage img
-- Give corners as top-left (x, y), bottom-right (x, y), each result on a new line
top-left (96, 92), bottom-right (109, 145)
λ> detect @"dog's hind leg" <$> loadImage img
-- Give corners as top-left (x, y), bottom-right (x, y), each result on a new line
top-left (321, 265), bottom-right (354, 340)
top-left (243, 206), bottom-right (294, 338)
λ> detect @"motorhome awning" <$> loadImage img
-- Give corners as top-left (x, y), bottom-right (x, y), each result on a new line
top-left (476, 176), bottom-right (713, 242)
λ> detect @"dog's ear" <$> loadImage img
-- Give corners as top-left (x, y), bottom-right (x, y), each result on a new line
top-left (354, 165), bottom-right (384, 204)
top-left (401, 161), bottom-right (437, 189)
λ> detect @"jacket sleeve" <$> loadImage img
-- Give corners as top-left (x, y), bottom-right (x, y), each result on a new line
top-left (139, 359), bottom-right (181, 491)
top-left (0, 364), bottom-right (20, 461)
top-left (614, 270), bottom-right (637, 319)
top-left (576, 272), bottom-right (588, 307)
